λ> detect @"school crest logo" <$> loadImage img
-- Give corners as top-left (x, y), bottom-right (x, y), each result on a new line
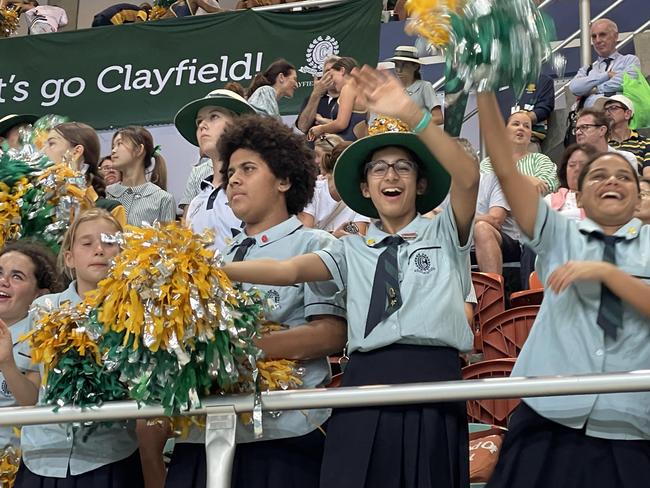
top-left (266, 289), bottom-right (281, 307)
top-left (414, 252), bottom-right (432, 274)
top-left (299, 36), bottom-right (340, 76)
top-left (1, 379), bottom-right (10, 398)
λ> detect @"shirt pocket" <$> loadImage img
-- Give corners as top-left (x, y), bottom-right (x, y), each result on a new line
top-left (404, 244), bottom-right (444, 283)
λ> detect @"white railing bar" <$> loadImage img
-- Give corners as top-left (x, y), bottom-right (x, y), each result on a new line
top-left (2, 370), bottom-right (650, 427)
top-left (251, 0), bottom-right (345, 12)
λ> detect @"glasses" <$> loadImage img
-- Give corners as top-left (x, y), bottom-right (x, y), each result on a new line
top-left (605, 105), bottom-right (627, 113)
top-left (319, 135), bottom-right (336, 148)
top-left (365, 159), bottom-right (417, 178)
top-left (572, 124), bottom-right (605, 135)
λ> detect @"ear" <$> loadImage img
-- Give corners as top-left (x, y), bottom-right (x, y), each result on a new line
top-left (72, 144), bottom-right (85, 163)
top-left (135, 143), bottom-right (146, 159)
top-left (361, 181), bottom-right (370, 198)
top-left (277, 177), bottom-right (292, 193)
top-left (416, 177), bottom-right (428, 196)
top-left (63, 249), bottom-right (75, 271)
top-left (576, 190), bottom-right (583, 208)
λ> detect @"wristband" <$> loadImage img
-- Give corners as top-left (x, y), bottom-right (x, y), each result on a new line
top-left (412, 110), bottom-right (432, 134)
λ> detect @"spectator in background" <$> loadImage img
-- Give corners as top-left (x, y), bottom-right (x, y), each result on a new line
top-left (573, 108), bottom-right (640, 171)
top-left (190, 0), bottom-right (221, 13)
top-left (544, 143), bottom-right (597, 221)
top-left (635, 177), bottom-right (650, 225)
top-left (568, 19), bottom-right (640, 108)
top-left (91, 3), bottom-right (151, 26)
top-left (295, 55), bottom-right (341, 135)
top-left (247, 59), bottom-right (298, 118)
top-left (313, 133), bottom-right (344, 174)
top-left (386, 46), bottom-right (444, 125)
top-left (480, 111), bottom-right (558, 195)
top-left (11, 1), bottom-right (68, 34)
top-left (99, 156), bottom-right (122, 186)
top-left (594, 94), bottom-right (650, 176)
top-left (223, 81), bottom-right (246, 98)
top-left (0, 114), bottom-right (37, 150)
top-left (307, 57), bottom-right (367, 141)
top-left (496, 73), bottom-right (555, 152)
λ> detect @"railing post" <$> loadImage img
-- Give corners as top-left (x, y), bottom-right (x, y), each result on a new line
top-left (205, 405), bottom-right (238, 488)
top-left (579, 0), bottom-right (592, 66)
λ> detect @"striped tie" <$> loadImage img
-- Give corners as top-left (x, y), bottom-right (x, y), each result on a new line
top-left (232, 237), bottom-right (255, 262)
top-left (364, 235), bottom-right (404, 337)
top-left (590, 233), bottom-right (624, 339)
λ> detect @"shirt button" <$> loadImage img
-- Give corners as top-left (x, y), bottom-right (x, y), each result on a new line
top-left (595, 349), bottom-right (604, 356)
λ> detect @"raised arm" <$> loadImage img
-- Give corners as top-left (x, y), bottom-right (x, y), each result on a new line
top-left (308, 84), bottom-right (355, 139)
top-left (350, 66), bottom-right (479, 245)
top-left (296, 74), bottom-right (332, 133)
top-left (222, 253), bottom-right (332, 286)
top-left (0, 320), bottom-right (39, 406)
top-left (476, 92), bottom-right (539, 238)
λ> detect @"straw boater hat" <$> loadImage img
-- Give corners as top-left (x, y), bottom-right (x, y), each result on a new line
top-left (0, 114), bottom-right (39, 137)
top-left (334, 118), bottom-right (450, 219)
top-left (174, 89), bottom-right (254, 146)
top-left (386, 45), bottom-right (423, 65)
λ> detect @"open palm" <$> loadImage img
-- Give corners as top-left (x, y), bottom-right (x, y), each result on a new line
top-left (350, 66), bottom-right (416, 121)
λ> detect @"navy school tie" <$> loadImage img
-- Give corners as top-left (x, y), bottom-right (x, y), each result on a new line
top-left (364, 235), bottom-right (405, 337)
top-left (232, 237), bottom-right (256, 262)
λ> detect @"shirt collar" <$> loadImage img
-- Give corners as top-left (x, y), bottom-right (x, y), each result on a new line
top-left (200, 174), bottom-right (217, 191)
top-left (597, 51), bottom-right (620, 62)
top-left (577, 217), bottom-right (643, 241)
top-left (364, 214), bottom-right (427, 246)
top-left (10, 316), bottom-right (31, 343)
top-left (107, 182), bottom-right (159, 198)
top-left (227, 216), bottom-right (303, 254)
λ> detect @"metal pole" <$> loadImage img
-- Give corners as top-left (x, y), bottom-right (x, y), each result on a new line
top-left (251, 0), bottom-right (344, 11)
top-left (579, 0), bottom-right (592, 66)
top-left (3, 370), bottom-right (650, 427)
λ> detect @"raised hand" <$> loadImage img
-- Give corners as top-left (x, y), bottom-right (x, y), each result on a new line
top-left (0, 319), bottom-right (15, 368)
top-left (349, 66), bottom-right (418, 123)
top-left (547, 261), bottom-right (612, 294)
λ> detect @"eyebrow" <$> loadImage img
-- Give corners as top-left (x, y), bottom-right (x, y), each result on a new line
top-left (0, 267), bottom-right (27, 278)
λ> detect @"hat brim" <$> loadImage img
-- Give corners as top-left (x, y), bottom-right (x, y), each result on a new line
top-left (334, 133), bottom-right (450, 219)
top-left (174, 96), bottom-right (254, 146)
top-left (0, 114), bottom-right (39, 137)
top-left (387, 56), bottom-right (423, 64)
top-left (593, 96), bottom-right (634, 117)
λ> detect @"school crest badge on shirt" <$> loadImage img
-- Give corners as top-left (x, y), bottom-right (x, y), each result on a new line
top-left (413, 252), bottom-right (433, 274)
top-left (1, 379), bottom-right (11, 398)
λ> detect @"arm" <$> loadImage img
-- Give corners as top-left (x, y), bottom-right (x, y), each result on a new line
top-left (476, 91), bottom-right (539, 239)
top-left (0, 320), bottom-right (39, 406)
top-left (431, 106), bottom-right (444, 125)
top-left (568, 64), bottom-right (608, 96)
top-left (195, 0), bottom-right (222, 12)
top-left (297, 212), bottom-right (315, 228)
top-left (597, 56), bottom-right (641, 94)
top-left (422, 82), bottom-right (444, 125)
top-left (309, 84), bottom-right (355, 138)
top-left (547, 262), bottom-right (650, 319)
top-left (222, 253), bottom-right (332, 285)
top-left (296, 74), bottom-right (332, 133)
top-left (475, 206), bottom-right (507, 231)
top-left (161, 194), bottom-right (177, 223)
top-left (255, 315), bottom-right (347, 360)
top-left (529, 154), bottom-right (559, 193)
top-left (350, 67), bottom-right (478, 245)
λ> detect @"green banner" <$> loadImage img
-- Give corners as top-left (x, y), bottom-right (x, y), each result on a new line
top-left (0, 0), bottom-right (381, 129)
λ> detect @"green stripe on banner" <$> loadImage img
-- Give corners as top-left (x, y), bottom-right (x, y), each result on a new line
top-left (0, 0), bottom-right (382, 129)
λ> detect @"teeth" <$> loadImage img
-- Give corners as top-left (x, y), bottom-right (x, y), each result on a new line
top-left (602, 191), bottom-right (621, 199)
top-left (0, 292), bottom-right (9, 298)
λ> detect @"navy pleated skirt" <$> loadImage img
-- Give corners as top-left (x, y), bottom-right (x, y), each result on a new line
top-left (320, 344), bottom-right (469, 488)
top-left (486, 402), bottom-right (650, 488)
top-left (165, 426), bottom-right (326, 488)
top-left (14, 450), bottom-right (143, 488)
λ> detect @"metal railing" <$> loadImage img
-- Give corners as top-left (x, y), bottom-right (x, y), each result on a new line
top-left (5, 370), bottom-right (650, 487)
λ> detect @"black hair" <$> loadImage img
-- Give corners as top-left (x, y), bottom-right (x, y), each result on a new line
top-left (218, 114), bottom-right (317, 215)
top-left (577, 152), bottom-right (640, 191)
top-left (557, 143), bottom-right (598, 189)
top-left (0, 239), bottom-right (63, 292)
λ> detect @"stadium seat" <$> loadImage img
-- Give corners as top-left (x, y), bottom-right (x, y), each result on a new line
top-left (528, 271), bottom-right (543, 289)
top-left (480, 306), bottom-right (540, 360)
top-left (462, 358), bottom-right (519, 426)
top-left (471, 272), bottom-right (506, 351)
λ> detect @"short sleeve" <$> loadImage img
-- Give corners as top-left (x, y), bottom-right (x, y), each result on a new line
top-left (160, 193), bottom-right (177, 223)
top-left (312, 238), bottom-right (347, 292)
top-left (302, 233), bottom-right (346, 319)
top-left (420, 82), bottom-right (442, 112)
top-left (522, 197), bottom-right (571, 263)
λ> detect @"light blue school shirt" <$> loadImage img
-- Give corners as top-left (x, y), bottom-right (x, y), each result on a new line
top-left (180, 216), bottom-right (345, 445)
top-left (0, 317), bottom-right (39, 449)
top-left (21, 282), bottom-right (138, 477)
top-left (514, 199), bottom-right (650, 440)
top-left (314, 206), bottom-right (474, 354)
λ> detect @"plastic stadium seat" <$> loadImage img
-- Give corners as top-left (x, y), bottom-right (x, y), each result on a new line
top-left (327, 373), bottom-right (343, 388)
top-left (509, 289), bottom-right (544, 308)
top-left (462, 359), bottom-right (520, 426)
top-left (471, 272), bottom-right (506, 350)
top-left (529, 271), bottom-right (543, 289)
top-left (480, 306), bottom-right (540, 360)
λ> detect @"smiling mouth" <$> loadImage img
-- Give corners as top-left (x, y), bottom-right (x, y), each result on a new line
top-left (382, 188), bottom-right (403, 197)
top-left (601, 191), bottom-right (623, 200)
top-left (0, 292), bottom-right (10, 299)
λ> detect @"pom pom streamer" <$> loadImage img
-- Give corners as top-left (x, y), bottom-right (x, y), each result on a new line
top-left (0, 445), bottom-right (20, 488)
top-left (0, 6), bottom-right (19, 38)
top-left (26, 224), bottom-right (301, 425)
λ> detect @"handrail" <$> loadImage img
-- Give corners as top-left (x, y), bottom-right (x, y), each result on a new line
top-left (554, 17), bottom-right (650, 101)
top-left (251, 0), bottom-right (345, 12)
top-left (431, 0), bottom-right (558, 91)
top-left (458, 0), bottom-right (629, 122)
top-left (2, 370), bottom-right (650, 427)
